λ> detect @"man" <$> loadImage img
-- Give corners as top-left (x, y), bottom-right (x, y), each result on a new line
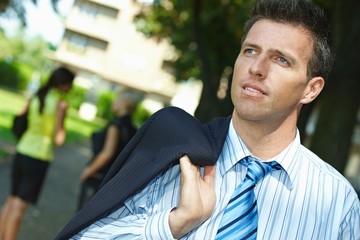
top-left (69, 0), bottom-right (360, 239)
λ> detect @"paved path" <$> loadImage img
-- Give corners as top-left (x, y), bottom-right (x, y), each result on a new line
top-left (0, 140), bottom-right (92, 240)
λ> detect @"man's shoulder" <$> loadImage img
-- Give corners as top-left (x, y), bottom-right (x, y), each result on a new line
top-left (203, 116), bottom-right (231, 133)
top-left (202, 116), bottom-right (231, 148)
top-left (300, 145), bottom-right (359, 197)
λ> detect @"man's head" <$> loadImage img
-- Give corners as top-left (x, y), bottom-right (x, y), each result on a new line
top-left (231, 0), bottom-right (332, 126)
top-left (242, 0), bottom-right (335, 80)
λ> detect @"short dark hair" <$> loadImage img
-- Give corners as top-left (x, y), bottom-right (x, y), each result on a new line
top-left (243, 0), bottom-right (335, 80)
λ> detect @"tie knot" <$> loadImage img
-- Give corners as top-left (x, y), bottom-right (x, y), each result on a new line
top-left (241, 156), bottom-right (281, 184)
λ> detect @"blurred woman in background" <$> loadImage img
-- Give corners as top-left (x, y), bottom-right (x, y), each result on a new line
top-left (0, 66), bottom-right (75, 240)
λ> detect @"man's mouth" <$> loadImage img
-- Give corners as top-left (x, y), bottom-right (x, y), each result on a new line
top-left (243, 85), bottom-right (266, 95)
top-left (245, 87), bottom-right (262, 93)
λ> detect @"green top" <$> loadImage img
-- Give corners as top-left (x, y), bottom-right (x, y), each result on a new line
top-left (17, 89), bottom-right (63, 162)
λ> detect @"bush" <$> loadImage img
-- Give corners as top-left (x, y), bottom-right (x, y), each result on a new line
top-left (0, 60), bottom-right (35, 92)
top-left (96, 91), bottom-right (116, 120)
top-left (132, 103), bottom-right (151, 128)
top-left (0, 60), bottom-right (23, 90)
top-left (16, 62), bottom-right (33, 91)
top-left (67, 85), bottom-right (87, 110)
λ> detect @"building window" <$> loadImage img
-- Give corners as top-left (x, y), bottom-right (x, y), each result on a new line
top-left (67, 33), bottom-right (88, 54)
top-left (78, 2), bottom-right (98, 22)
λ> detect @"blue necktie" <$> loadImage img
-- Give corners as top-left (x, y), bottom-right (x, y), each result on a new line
top-left (215, 156), bottom-right (281, 240)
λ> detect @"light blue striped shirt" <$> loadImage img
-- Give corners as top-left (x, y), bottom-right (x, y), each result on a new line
top-left (73, 120), bottom-right (360, 240)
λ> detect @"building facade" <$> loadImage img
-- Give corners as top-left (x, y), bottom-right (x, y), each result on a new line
top-left (50, 0), bottom-right (201, 117)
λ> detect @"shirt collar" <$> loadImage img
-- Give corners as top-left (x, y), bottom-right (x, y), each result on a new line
top-left (219, 119), bottom-right (250, 175)
top-left (265, 131), bottom-right (300, 190)
top-left (220, 119), bottom-right (299, 190)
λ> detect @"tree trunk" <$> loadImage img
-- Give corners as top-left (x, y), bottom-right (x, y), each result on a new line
top-left (310, 82), bottom-right (359, 173)
top-left (195, 75), bottom-right (233, 123)
top-left (192, 0), bottom-right (233, 123)
top-left (310, 0), bottom-right (360, 173)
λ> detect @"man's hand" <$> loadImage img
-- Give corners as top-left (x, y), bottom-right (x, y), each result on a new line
top-left (169, 155), bottom-right (216, 238)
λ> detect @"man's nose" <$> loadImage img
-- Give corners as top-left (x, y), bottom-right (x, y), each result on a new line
top-left (248, 56), bottom-right (268, 80)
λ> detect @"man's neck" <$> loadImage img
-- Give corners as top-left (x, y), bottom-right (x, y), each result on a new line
top-left (232, 114), bottom-right (298, 160)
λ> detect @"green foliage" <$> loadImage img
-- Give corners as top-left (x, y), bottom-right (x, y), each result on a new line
top-left (0, 26), bottom-right (53, 92)
top-left (0, 28), bottom-right (49, 67)
top-left (96, 91), bottom-right (116, 120)
top-left (67, 85), bottom-right (87, 110)
top-left (14, 61), bottom-right (33, 91)
top-left (132, 103), bottom-right (151, 129)
top-left (0, 60), bottom-right (23, 90)
top-left (0, 60), bottom-right (42, 92)
top-left (135, 0), bottom-right (255, 81)
top-left (18, 37), bottom-right (51, 69)
top-left (0, 30), bottom-right (24, 60)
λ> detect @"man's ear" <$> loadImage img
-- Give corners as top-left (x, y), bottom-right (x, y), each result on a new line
top-left (300, 77), bottom-right (325, 104)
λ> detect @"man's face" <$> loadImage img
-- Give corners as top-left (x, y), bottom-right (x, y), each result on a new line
top-left (231, 19), bottom-right (315, 124)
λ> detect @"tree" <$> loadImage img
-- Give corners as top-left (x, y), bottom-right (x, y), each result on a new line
top-left (0, 23), bottom-right (54, 91)
top-left (136, 0), bottom-right (256, 122)
top-left (309, 0), bottom-right (360, 173)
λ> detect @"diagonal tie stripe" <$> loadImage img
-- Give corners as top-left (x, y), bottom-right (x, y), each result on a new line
top-left (215, 156), bottom-right (281, 240)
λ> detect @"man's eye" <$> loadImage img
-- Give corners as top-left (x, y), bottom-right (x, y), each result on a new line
top-left (244, 49), bottom-right (255, 55)
top-left (276, 56), bottom-right (289, 66)
top-left (279, 57), bottom-right (288, 63)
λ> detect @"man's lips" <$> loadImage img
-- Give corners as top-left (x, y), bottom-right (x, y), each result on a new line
top-left (242, 83), bottom-right (267, 95)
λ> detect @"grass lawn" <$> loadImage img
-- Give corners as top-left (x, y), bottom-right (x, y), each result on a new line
top-left (0, 87), bottom-right (106, 147)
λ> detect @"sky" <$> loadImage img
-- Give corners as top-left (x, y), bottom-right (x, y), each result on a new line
top-left (0, 0), bottom-right (74, 45)
top-left (0, 0), bottom-right (156, 45)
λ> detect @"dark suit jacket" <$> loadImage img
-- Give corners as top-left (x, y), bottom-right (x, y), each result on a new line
top-left (55, 106), bottom-right (231, 240)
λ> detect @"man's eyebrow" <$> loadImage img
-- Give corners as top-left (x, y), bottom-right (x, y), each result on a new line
top-left (241, 41), bottom-right (259, 49)
top-left (270, 49), bottom-right (297, 64)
